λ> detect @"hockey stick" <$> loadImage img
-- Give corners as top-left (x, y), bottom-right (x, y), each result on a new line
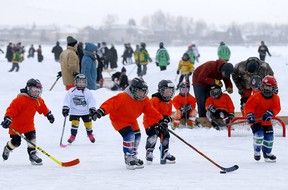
top-left (10, 128), bottom-right (80, 167)
top-left (168, 129), bottom-right (239, 173)
top-left (159, 133), bottom-right (165, 164)
top-left (49, 76), bottom-right (61, 91)
top-left (60, 116), bottom-right (68, 147)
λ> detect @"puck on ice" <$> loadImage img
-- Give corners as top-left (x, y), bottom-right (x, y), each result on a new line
top-left (220, 170), bottom-right (226, 174)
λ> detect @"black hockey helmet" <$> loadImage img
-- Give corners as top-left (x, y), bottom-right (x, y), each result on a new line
top-left (25, 78), bottom-right (43, 99)
top-left (158, 80), bottom-right (175, 101)
top-left (129, 77), bottom-right (148, 100)
top-left (159, 42), bottom-right (164, 48)
top-left (179, 81), bottom-right (190, 96)
top-left (210, 85), bottom-right (222, 99)
top-left (182, 53), bottom-right (190, 61)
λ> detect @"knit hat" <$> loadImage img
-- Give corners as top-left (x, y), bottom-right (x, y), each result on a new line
top-left (67, 36), bottom-right (77, 47)
top-left (220, 63), bottom-right (234, 78)
top-left (121, 67), bottom-right (126, 72)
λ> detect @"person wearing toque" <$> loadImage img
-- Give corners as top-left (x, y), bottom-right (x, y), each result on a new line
top-left (59, 36), bottom-right (80, 90)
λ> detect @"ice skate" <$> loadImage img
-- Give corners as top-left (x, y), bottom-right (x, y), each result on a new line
top-left (263, 152), bottom-right (276, 163)
top-left (67, 135), bottom-right (76, 143)
top-left (146, 150), bottom-right (154, 165)
top-left (161, 150), bottom-right (176, 164)
top-left (87, 134), bottom-right (95, 143)
top-left (254, 152), bottom-right (261, 161)
top-left (2, 146), bottom-right (11, 161)
top-left (29, 150), bottom-right (43, 165)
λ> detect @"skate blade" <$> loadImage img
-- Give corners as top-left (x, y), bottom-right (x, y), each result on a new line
top-left (30, 161), bottom-right (43, 165)
top-left (264, 158), bottom-right (276, 163)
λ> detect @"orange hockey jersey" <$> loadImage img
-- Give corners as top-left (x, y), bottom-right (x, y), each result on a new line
top-left (100, 92), bottom-right (163, 131)
top-left (4, 93), bottom-right (50, 135)
top-left (172, 94), bottom-right (197, 111)
top-left (205, 93), bottom-right (235, 113)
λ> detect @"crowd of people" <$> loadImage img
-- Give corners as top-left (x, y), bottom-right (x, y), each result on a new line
top-left (0, 38), bottom-right (280, 169)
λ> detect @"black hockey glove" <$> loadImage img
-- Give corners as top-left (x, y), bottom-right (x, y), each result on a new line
top-left (162, 116), bottom-right (172, 123)
top-left (62, 106), bottom-right (70, 117)
top-left (156, 62), bottom-right (159, 66)
top-left (57, 71), bottom-right (62, 78)
top-left (262, 110), bottom-right (273, 122)
top-left (46, 111), bottom-right (55, 124)
top-left (73, 72), bottom-right (79, 77)
top-left (208, 105), bottom-right (217, 113)
top-left (1, 116), bottom-right (12, 129)
top-left (89, 108), bottom-right (97, 121)
top-left (246, 112), bottom-right (256, 125)
top-left (176, 70), bottom-right (180, 75)
top-left (155, 122), bottom-right (168, 135)
top-left (94, 108), bottom-right (105, 120)
top-left (181, 104), bottom-right (192, 113)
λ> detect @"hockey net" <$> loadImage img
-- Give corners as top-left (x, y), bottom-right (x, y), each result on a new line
top-left (227, 117), bottom-right (286, 137)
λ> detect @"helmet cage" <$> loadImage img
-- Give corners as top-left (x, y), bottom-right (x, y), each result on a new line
top-left (210, 87), bottom-right (222, 99)
top-left (27, 86), bottom-right (42, 99)
top-left (179, 82), bottom-right (190, 96)
top-left (74, 74), bottom-right (87, 90)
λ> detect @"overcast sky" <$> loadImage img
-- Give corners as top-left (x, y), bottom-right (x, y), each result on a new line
top-left (1, 0), bottom-right (287, 27)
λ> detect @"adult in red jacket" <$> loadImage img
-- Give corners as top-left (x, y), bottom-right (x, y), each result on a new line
top-left (192, 60), bottom-right (233, 117)
top-left (92, 78), bottom-right (167, 170)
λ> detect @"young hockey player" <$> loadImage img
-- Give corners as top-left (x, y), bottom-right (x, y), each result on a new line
top-left (1, 79), bottom-right (55, 165)
top-left (143, 80), bottom-right (176, 164)
top-left (244, 75), bottom-right (280, 162)
top-left (91, 77), bottom-right (169, 170)
top-left (62, 74), bottom-right (97, 144)
top-left (176, 53), bottom-right (194, 89)
top-left (205, 85), bottom-right (235, 130)
top-left (172, 81), bottom-right (197, 129)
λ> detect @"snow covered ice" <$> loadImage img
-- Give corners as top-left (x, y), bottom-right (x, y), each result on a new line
top-left (0, 45), bottom-right (288, 190)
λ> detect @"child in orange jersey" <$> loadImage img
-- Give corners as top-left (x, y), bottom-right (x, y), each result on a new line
top-left (244, 75), bottom-right (280, 162)
top-left (176, 53), bottom-right (194, 89)
top-left (172, 81), bottom-right (198, 129)
top-left (92, 77), bottom-right (168, 170)
top-left (1, 79), bottom-right (55, 165)
top-left (205, 85), bottom-right (235, 130)
top-left (143, 80), bottom-right (176, 165)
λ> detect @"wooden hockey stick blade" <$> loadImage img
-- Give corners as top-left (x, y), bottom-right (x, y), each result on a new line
top-left (61, 158), bottom-right (80, 167)
top-left (220, 165), bottom-right (239, 173)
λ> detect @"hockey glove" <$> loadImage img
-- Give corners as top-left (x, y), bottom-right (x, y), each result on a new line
top-left (208, 105), bottom-right (217, 114)
top-left (226, 87), bottom-right (233, 94)
top-left (94, 108), bottom-right (105, 120)
top-left (162, 116), bottom-right (172, 123)
top-left (155, 122), bottom-right (168, 135)
top-left (46, 111), bottom-right (55, 124)
top-left (57, 71), bottom-right (62, 78)
top-left (73, 72), bottom-right (79, 77)
top-left (156, 62), bottom-right (159, 66)
top-left (62, 106), bottom-right (70, 117)
top-left (148, 57), bottom-right (153, 62)
top-left (1, 116), bottom-right (12, 129)
top-left (176, 70), bottom-right (180, 75)
top-left (181, 104), bottom-right (192, 113)
top-left (246, 112), bottom-right (256, 125)
top-left (215, 79), bottom-right (223, 87)
top-left (262, 110), bottom-right (274, 122)
top-left (89, 107), bottom-right (97, 121)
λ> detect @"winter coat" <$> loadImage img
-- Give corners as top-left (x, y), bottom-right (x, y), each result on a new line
top-left (108, 47), bottom-right (118, 69)
top-left (258, 45), bottom-right (271, 56)
top-left (244, 92), bottom-right (280, 126)
top-left (4, 93), bottom-right (50, 135)
top-left (156, 48), bottom-right (170, 67)
top-left (60, 46), bottom-right (80, 86)
top-left (139, 48), bottom-right (151, 65)
top-left (99, 88), bottom-right (163, 131)
top-left (81, 43), bottom-right (97, 90)
top-left (134, 48), bottom-right (140, 63)
top-left (185, 49), bottom-right (196, 63)
top-left (12, 50), bottom-right (22, 64)
top-left (172, 93), bottom-right (197, 111)
top-left (51, 44), bottom-right (63, 61)
top-left (37, 48), bottom-right (43, 62)
top-left (232, 60), bottom-right (274, 93)
top-left (5, 45), bottom-right (13, 62)
top-left (192, 59), bottom-right (233, 89)
top-left (143, 93), bottom-right (172, 129)
top-left (205, 93), bottom-right (235, 114)
top-left (177, 60), bottom-right (194, 75)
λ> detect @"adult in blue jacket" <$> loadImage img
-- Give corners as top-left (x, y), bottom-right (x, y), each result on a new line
top-left (81, 43), bottom-right (97, 90)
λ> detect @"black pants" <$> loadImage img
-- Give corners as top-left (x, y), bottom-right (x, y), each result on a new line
top-left (193, 85), bottom-right (211, 117)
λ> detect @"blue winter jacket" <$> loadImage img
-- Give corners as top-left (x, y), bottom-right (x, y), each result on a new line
top-left (81, 43), bottom-right (97, 90)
